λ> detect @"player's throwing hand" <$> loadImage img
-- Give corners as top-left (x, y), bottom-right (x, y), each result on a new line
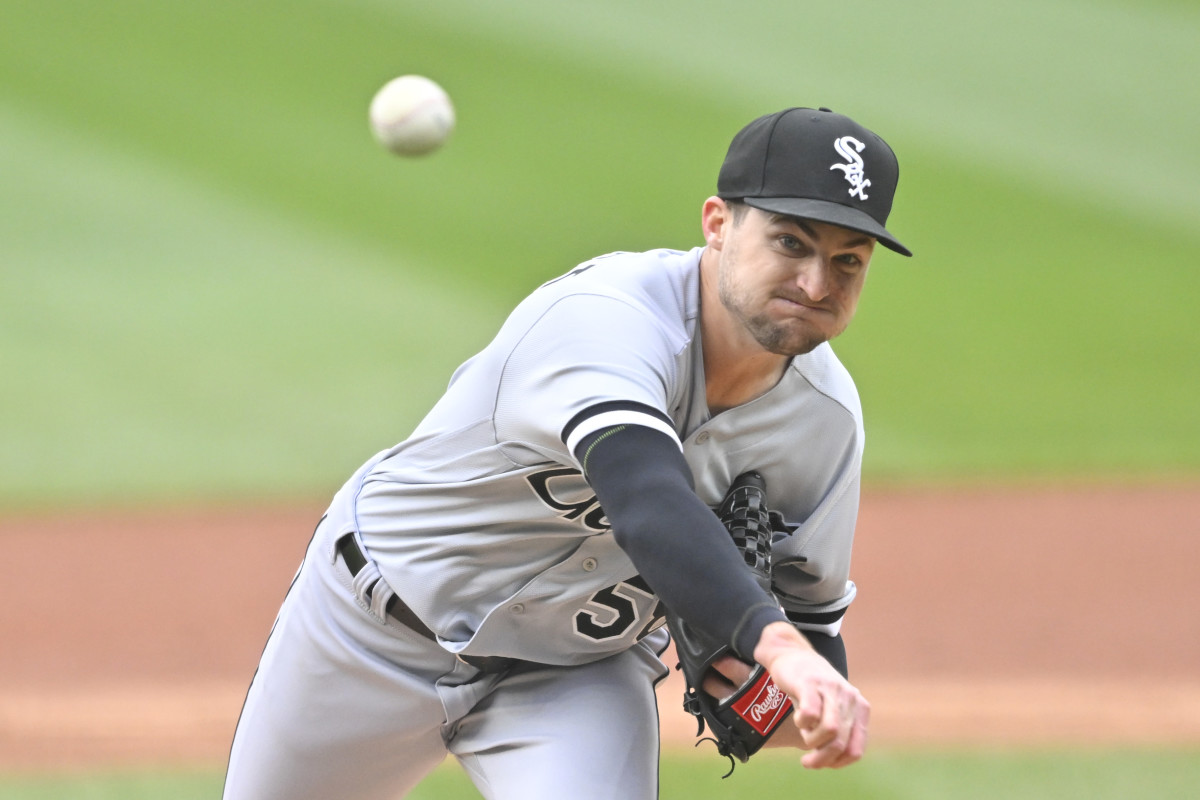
top-left (752, 621), bottom-right (870, 769)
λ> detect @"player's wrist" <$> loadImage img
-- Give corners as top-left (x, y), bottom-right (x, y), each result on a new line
top-left (752, 620), bottom-right (815, 671)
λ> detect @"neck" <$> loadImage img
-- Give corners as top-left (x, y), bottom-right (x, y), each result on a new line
top-left (703, 341), bottom-right (790, 414)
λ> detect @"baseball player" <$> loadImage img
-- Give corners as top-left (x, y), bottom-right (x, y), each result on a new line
top-left (223, 107), bottom-right (911, 800)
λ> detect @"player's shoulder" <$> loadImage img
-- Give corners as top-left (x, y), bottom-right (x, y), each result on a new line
top-left (536, 247), bottom-right (702, 319)
top-left (492, 247), bottom-right (700, 358)
top-left (788, 343), bottom-right (862, 420)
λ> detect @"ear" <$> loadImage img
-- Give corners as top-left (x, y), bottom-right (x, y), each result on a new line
top-left (701, 196), bottom-right (732, 250)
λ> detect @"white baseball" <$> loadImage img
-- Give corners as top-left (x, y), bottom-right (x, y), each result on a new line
top-left (368, 75), bottom-right (455, 157)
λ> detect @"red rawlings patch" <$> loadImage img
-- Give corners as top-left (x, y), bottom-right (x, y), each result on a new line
top-left (730, 669), bottom-right (794, 736)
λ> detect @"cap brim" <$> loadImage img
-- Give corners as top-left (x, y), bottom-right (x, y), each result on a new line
top-left (743, 197), bottom-right (912, 257)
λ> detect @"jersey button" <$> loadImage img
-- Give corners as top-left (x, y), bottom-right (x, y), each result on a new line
top-left (510, 603), bottom-right (525, 614)
top-left (695, 432), bottom-right (711, 444)
top-left (581, 557), bottom-right (598, 572)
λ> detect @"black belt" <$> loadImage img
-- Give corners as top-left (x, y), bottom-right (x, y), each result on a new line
top-left (335, 534), bottom-right (518, 674)
top-left (336, 534), bottom-right (437, 640)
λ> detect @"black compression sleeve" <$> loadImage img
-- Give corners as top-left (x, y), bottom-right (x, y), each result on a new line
top-left (577, 423), bottom-right (787, 661)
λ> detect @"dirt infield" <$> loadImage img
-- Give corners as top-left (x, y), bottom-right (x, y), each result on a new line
top-left (2, 483), bottom-right (1198, 768)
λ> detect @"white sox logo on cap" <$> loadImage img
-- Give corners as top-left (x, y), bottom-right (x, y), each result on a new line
top-left (830, 136), bottom-right (870, 200)
top-left (716, 106), bottom-right (912, 256)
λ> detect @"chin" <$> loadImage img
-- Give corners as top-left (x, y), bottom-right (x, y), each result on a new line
top-left (770, 322), bottom-right (836, 355)
top-left (777, 340), bottom-right (825, 357)
top-left (760, 331), bottom-right (827, 356)
top-left (744, 312), bottom-right (838, 355)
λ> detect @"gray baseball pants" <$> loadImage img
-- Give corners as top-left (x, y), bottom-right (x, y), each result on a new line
top-left (222, 513), bottom-right (670, 800)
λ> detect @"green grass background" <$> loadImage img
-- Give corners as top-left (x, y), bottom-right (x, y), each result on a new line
top-left (1, 0), bottom-right (1198, 794)
top-left (2, 0), bottom-right (1198, 511)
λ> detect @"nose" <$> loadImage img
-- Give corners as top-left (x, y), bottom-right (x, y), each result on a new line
top-left (795, 257), bottom-right (832, 302)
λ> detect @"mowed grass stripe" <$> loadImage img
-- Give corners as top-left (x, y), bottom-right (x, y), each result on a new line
top-left (0, 0), bottom-right (1197, 508)
top-left (0, 101), bottom-right (505, 508)
top-left (0, 0), bottom-right (725, 292)
top-left (371, 0), bottom-right (1200, 234)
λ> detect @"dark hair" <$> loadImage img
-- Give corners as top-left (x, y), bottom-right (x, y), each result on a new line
top-left (725, 199), bottom-right (751, 224)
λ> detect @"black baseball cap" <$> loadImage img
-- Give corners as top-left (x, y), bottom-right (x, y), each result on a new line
top-left (717, 107), bottom-right (912, 257)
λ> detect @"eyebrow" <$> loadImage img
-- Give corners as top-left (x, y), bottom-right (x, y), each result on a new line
top-left (771, 214), bottom-right (874, 248)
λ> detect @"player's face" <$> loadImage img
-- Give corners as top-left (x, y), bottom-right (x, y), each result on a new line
top-left (711, 204), bottom-right (875, 356)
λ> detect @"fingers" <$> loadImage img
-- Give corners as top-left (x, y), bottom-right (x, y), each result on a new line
top-left (794, 681), bottom-right (870, 769)
top-left (793, 681), bottom-right (828, 742)
top-left (830, 702), bottom-right (870, 768)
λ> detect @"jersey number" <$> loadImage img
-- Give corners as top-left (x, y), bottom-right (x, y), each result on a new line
top-left (574, 577), bottom-right (665, 642)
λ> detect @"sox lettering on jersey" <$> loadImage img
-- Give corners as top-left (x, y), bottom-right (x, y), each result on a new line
top-left (526, 467), bottom-right (609, 531)
top-left (829, 136), bottom-right (871, 200)
top-left (527, 468), bottom-right (668, 642)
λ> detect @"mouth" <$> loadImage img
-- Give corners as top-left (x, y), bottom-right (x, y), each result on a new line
top-left (774, 295), bottom-right (831, 315)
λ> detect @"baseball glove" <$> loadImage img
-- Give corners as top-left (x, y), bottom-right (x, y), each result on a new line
top-left (666, 471), bottom-right (793, 775)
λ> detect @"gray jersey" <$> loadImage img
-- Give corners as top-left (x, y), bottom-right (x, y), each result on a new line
top-left (347, 246), bottom-right (863, 666)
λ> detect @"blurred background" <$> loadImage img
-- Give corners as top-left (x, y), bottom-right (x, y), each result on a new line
top-left (1, 0), bottom-right (1198, 796)
top-left (4, 0), bottom-right (1198, 509)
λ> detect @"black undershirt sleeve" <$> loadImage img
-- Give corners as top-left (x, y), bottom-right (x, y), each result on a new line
top-left (576, 423), bottom-right (787, 661)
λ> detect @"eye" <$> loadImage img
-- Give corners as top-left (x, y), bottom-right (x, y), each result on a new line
top-left (835, 253), bottom-right (864, 271)
top-left (778, 234), bottom-right (805, 252)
